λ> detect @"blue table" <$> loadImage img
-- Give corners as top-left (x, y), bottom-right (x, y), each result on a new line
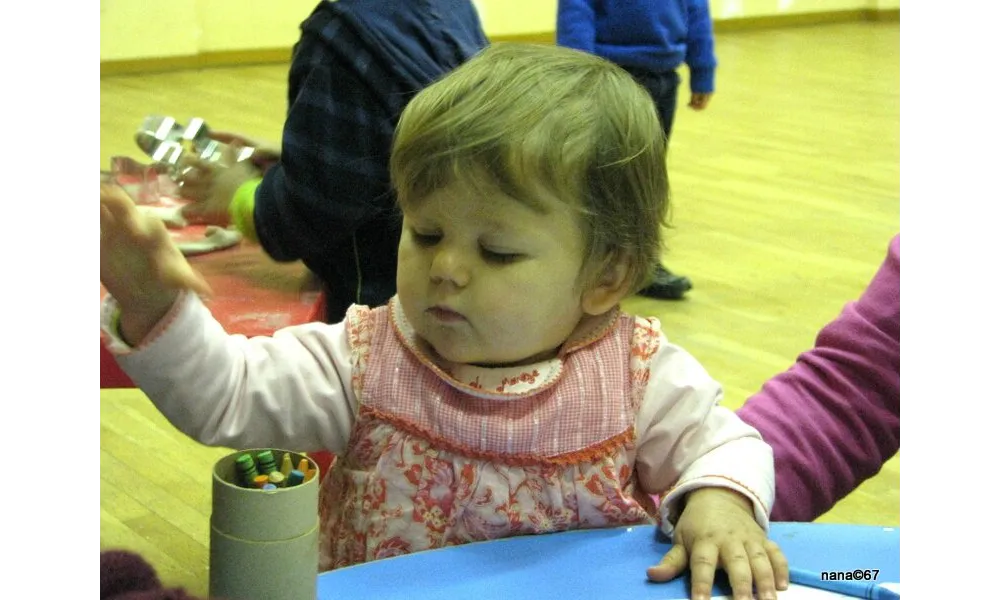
top-left (316, 523), bottom-right (899, 599)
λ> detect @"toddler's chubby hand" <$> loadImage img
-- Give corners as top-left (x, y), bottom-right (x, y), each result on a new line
top-left (100, 183), bottom-right (212, 345)
top-left (647, 487), bottom-right (788, 600)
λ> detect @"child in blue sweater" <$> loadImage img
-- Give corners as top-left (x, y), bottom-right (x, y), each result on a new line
top-left (556, 0), bottom-right (717, 301)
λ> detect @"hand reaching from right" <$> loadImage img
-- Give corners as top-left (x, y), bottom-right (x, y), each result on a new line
top-left (207, 130), bottom-right (281, 162)
top-left (100, 183), bottom-right (212, 346)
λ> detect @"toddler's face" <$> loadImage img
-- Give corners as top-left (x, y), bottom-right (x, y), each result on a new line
top-left (396, 181), bottom-right (590, 367)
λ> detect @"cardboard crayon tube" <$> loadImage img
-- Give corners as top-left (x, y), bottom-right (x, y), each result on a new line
top-left (209, 449), bottom-right (320, 600)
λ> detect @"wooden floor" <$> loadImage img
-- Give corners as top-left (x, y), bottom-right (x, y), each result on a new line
top-left (100, 21), bottom-right (900, 596)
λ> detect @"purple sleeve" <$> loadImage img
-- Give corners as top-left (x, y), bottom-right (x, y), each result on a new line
top-left (737, 235), bottom-right (900, 521)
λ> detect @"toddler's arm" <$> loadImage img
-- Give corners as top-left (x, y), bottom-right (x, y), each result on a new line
top-left (100, 291), bottom-right (359, 454)
top-left (633, 337), bottom-right (774, 532)
top-left (633, 322), bottom-right (783, 599)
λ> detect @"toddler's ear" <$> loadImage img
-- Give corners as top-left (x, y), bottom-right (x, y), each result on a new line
top-left (581, 253), bottom-right (632, 315)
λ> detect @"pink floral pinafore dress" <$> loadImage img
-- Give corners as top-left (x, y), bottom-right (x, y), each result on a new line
top-left (317, 298), bottom-right (661, 570)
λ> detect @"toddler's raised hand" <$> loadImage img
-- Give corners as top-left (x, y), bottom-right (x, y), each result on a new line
top-left (100, 183), bottom-right (212, 345)
top-left (647, 487), bottom-right (788, 600)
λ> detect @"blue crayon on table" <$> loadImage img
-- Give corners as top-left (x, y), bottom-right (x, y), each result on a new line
top-left (261, 483), bottom-right (278, 491)
top-left (286, 469), bottom-right (305, 487)
top-left (234, 454), bottom-right (260, 488)
top-left (256, 450), bottom-right (278, 474)
top-left (788, 567), bottom-right (900, 600)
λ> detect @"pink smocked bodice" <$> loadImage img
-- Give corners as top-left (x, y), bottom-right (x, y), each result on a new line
top-left (317, 299), bottom-right (661, 570)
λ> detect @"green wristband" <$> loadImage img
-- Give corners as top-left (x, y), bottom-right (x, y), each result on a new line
top-left (229, 177), bottom-right (262, 243)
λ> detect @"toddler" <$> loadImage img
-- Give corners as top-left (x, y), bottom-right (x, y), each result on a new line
top-left (100, 43), bottom-right (787, 600)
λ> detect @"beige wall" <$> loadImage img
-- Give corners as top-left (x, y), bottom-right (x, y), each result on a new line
top-left (100, 0), bottom-right (898, 62)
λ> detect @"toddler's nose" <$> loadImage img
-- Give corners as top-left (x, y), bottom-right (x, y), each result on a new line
top-left (429, 246), bottom-right (471, 288)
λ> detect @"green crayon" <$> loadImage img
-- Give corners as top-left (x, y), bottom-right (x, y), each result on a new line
top-left (256, 450), bottom-right (278, 474)
top-left (234, 454), bottom-right (259, 488)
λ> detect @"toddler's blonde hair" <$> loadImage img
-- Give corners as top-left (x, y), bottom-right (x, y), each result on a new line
top-left (391, 43), bottom-right (668, 294)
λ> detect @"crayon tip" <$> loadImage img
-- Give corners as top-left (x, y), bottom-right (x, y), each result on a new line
top-left (297, 458), bottom-right (310, 473)
top-left (287, 469), bottom-right (305, 487)
top-left (280, 452), bottom-right (294, 477)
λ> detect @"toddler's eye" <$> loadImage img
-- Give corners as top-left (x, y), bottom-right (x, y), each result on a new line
top-left (481, 247), bottom-right (522, 264)
top-left (411, 231), bottom-right (441, 246)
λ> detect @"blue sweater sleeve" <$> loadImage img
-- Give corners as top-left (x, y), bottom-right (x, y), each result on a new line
top-left (252, 34), bottom-right (396, 263)
top-left (556, 0), bottom-right (597, 53)
top-left (685, 0), bottom-right (717, 93)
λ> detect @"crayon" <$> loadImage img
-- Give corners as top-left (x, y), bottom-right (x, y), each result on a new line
top-left (297, 458), bottom-right (310, 474)
top-left (305, 469), bottom-right (318, 482)
top-left (256, 450), bottom-right (278, 474)
top-left (261, 483), bottom-right (278, 491)
top-left (234, 454), bottom-right (260, 488)
top-left (286, 469), bottom-right (305, 487)
top-left (280, 452), bottom-right (294, 478)
top-left (268, 471), bottom-right (286, 488)
top-left (252, 474), bottom-right (269, 489)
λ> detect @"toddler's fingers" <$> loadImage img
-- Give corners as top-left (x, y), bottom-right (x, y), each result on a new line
top-left (100, 183), bottom-right (134, 214)
top-left (646, 543), bottom-right (688, 583)
top-left (744, 541), bottom-right (778, 600)
top-left (100, 204), bottom-right (116, 242)
top-left (686, 541), bottom-right (721, 600)
top-left (765, 540), bottom-right (789, 589)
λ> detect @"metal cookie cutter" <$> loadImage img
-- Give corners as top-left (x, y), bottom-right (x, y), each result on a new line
top-left (135, 115), bottom-right (255, 181)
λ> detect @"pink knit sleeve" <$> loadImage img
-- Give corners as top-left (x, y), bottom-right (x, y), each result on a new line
top-left (101, 290), bottom-right (361, 454)
top-left (737, 235), bottom-right (900, 521)
top-left (633, 318), bottom-right (775, 537)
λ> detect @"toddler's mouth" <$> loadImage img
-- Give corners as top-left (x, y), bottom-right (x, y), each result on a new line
top-left (427, 306), bottom-right (467, 323)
